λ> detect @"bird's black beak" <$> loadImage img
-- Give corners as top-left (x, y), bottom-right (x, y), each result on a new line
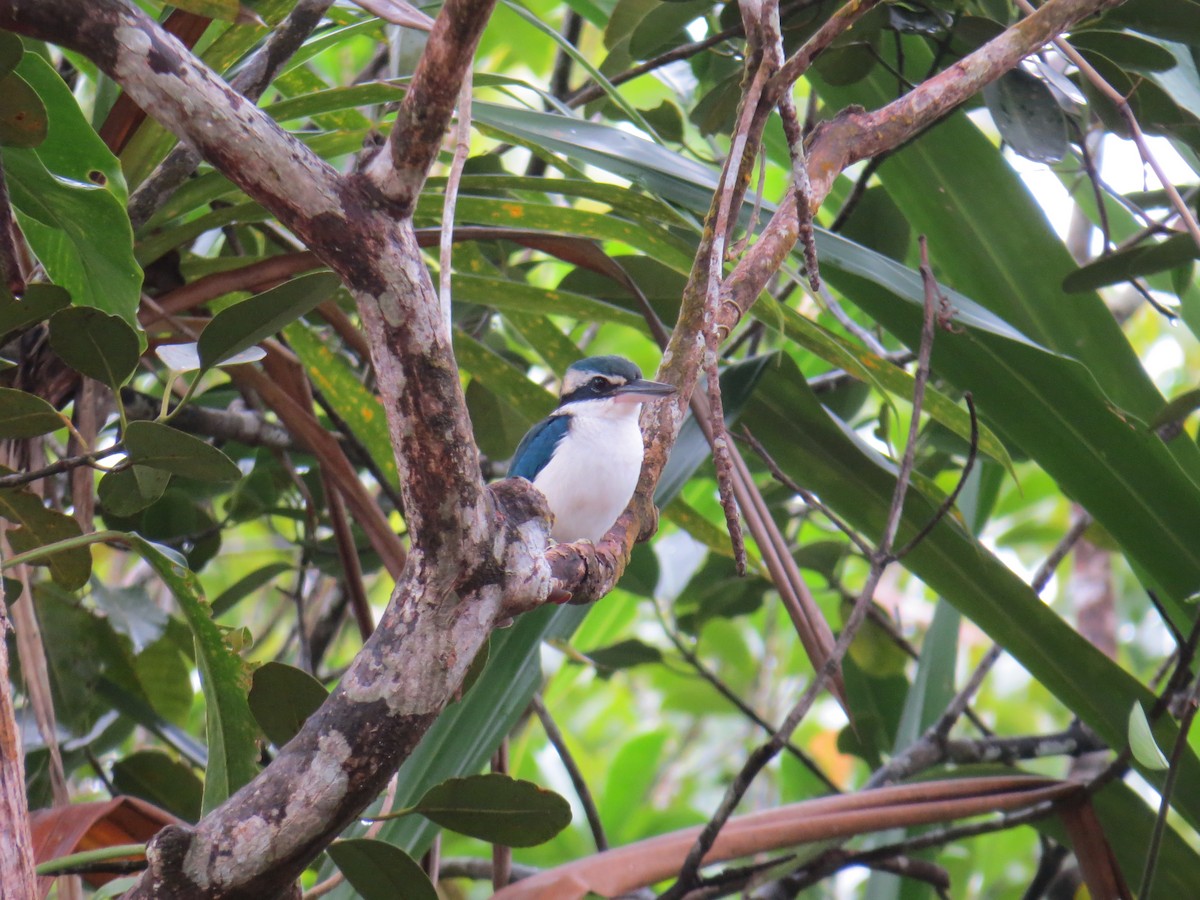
top-left (613, 378), bottom-right (677, 401)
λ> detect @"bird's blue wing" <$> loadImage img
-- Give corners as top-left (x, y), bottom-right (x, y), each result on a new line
top-left (509, 415), bottom-right (570, 481)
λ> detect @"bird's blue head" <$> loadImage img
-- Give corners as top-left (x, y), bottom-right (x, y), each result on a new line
top-left (557, 355), bottom-right (676, 411)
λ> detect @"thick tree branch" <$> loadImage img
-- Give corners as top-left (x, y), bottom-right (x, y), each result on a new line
top-left (366, 0), bottom-right (498, 210)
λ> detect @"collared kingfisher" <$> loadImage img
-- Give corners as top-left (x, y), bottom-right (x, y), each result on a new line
top-left (509, 356), bottom-right (676, 543)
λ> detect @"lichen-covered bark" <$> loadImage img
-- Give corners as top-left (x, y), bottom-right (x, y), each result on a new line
top-left (0, 0), bottom-right (1124, 893)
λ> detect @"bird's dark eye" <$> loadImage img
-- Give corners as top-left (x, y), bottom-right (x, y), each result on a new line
top-left (590, 376), bottom-right (609, 390)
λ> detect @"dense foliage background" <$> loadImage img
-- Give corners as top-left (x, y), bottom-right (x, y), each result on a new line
top-left (4, 0), bottom-right (1200, 896)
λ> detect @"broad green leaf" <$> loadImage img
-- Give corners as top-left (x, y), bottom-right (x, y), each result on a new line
top-left (1097, 0), bottom-right (1200, 43)
top-left (198, 271), bottom-right (341, 371)
top-left (327, 839), bottom-right (437, 900)
top-left (770, 300), bottom-right (1014, 475)
top-left (413, 773), bottom-right (571, 847)
top-left (248, 661), bottom-right (329, 748)
top-left (136, 201), bottom-right (269, 266)
top-left (5, 54), bottom-right (140, 326)
top-left (0, 283), bottom-right (69, 339)
top-left (123, 421), bottom-right (242, 483)
top-left (981, 68), bottom-right (1068, 163)
top-left (454, 328), bottom-right (556, 420)
top-left (98, 466), bottom-right (171, 517)
top-left (48, 307), bottom-right (141, 389)
top-left (0, 72), bottom-right (46, 148)
top-left (0, 387), bottom-right (64, 438)
top-left (282, 321), bottom-right (399, 488)
top-left (121, 534), bottom-right (258, 813)
top-left (0, 473), bottom-right (90, 589)
top-left (473, 102), bottom-right (720, 214)
top-left (1129, 701), bottom-right (1170, 770)
top-left (418, 194), bottom-right (694, 273)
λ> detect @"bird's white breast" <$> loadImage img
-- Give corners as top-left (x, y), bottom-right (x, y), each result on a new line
top-left (532, 411), bottom-right (645, 543)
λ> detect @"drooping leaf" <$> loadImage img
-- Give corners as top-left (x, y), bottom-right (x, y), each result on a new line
top-left (48, 306), bottom-right (142, 389)
top-left (1128, 701), bottom-right (1170, 770)
top-left (0, 472), bottom-right (90, 589)
top-left (248, 661), bottom-right (329, 748)
top-left (0, 387), bottom-right (65, 438)
top-left (982, 68), bottom-right (1069, 163)
top-left (327, 839), bottom-right (437, 900)
top-left (98, 466), bottom-right (172, 517)
top-left (123, 421), bottom-right (242, 483)
top-left (413, 773), bottom-right (571, 847)
top-left (0, 283), bottom-right (69, 339)
top-left (197, 271), bottom-right (341, 371)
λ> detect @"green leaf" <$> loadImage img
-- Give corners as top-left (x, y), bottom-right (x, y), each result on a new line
top-left (327, 839), bottom-right (437, 900)
top-left (111, 750), bottom-right (203, 822)
top-left (981, 68), bottom-right (1068, 163)
top-left (451, 273), bottom-right (647, 330)
top-left (210, 562), bottom-right (292, 617)
top-left (198, 271), bottom-right (341, 371)
top-left (123, 421), bottom-right (242, 483)
top-left (4, 53), bottom-right (140, 326)
top-left (248, 661), bottom-right (329, 748)
top-left (0, 283), bottom-right (69, 339)
top-left (1063, 233), bottom-right (1200, 293)
top-left (282, 321), bottom-right (399, 488)
top-left (1129, 701), bottom-right (1170, 770)
top-left (121, 534), bottom-right (258, 813)
top-left (414, 773), bottom-right (571, 847)
top-left (48, 307), bottom-right (141, 388)
top-left (97, 465), bottom-right (171, 517)
top-left (0, 387), bottom-right (64, 438)
top-left (0, 30), bottom-right (23, 80)
top-left (582, 638), bottom-right (663, 677)
top-left (0, 72), bottom-right (47, 148)
top-left (0, 473), bottom-right (90, 589)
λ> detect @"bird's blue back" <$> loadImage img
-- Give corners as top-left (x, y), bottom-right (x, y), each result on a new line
top-left (509, 414), bottom-right (570, 481)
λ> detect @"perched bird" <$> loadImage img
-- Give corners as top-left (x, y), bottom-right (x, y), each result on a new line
top-left (509, 356), bottom-right (676, 543)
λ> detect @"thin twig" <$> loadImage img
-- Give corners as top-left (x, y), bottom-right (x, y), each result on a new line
top-left (654, 600), bottom-right (840, 793)
top-left (439, 74), bottom-right (473, 328)
top-left (0, 446), bottom-right (123, 489)
top-left (738, 427), bottom-right (874, 558)
top-left (531, 694), bottom-right (608, 851)
top-left (1138, 670), bottom-right (1200, 899)
top-left (0, 151), bottom-right (27, 295)
top-left (893, 392), bottom-right (978, 559)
